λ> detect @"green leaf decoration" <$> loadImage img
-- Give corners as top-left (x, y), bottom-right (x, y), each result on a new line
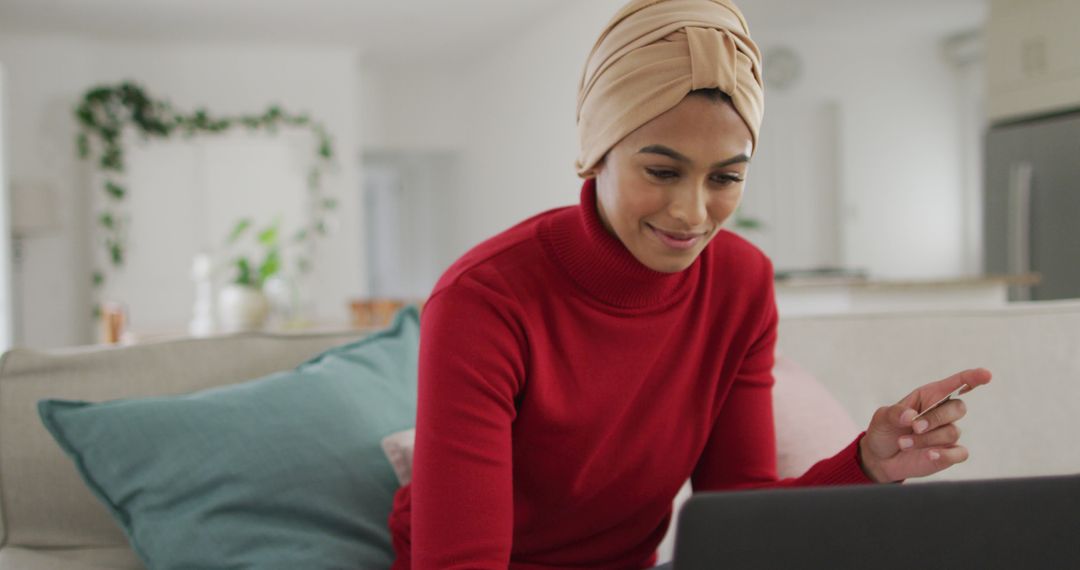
top-left (100, 126), bottom-right (120, 144)
top-left (234, 258), bottom-right (254, 287)
top-left (75, 81), bottom-right (338, 310)
top-left (108, 241), bottom-right (124, 266)
top-left (733, 216), bottom-right (764, 230)
top-left (77, 133), bottom-right (90, 158)
top-left (86, 86), bottom-right (112, 101)
top-left (100, 147), bottom-right (123, 171)
top-left (75, 106), bottom-right (95, 128)
top-left (257, 225), bottom-right (278, 246)
top-left (287, 114), bottom-right (311, 126)
top-left (224, 217), bottom-right (294, 289)
top-left (92, 271), bottom-right (104, 287)
top-left (227, 218), bottom-right (252, 244)
top-left (258, 248), bottom-right (281, 285)
top-left (104, 181), bottom-right (126, 200)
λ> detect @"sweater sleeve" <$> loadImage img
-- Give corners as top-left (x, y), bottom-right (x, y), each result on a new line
top-left (691, 271), bottom-right (875, 492)
top-left (410, 281), bottom-right (526, 569)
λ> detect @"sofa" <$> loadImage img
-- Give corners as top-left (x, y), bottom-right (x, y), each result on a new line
top-left (657, 299), bottom-right (1080, 563)
top-left (1, 300), bottom-right (1078, 568)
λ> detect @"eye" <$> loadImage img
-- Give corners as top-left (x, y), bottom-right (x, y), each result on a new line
top-left (711, 173), bottom-right (745, 186)
top-left (645, 167), bottom-right (679, 180)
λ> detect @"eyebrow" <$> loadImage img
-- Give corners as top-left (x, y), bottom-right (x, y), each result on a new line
top-left (637, 144), bottom-right (750, 168)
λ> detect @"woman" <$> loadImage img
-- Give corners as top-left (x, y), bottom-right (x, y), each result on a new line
top-left (389, 0), bottom-right (991, 568)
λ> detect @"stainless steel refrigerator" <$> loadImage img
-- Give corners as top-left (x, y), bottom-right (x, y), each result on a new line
top-left (985, 111), bottom-right (1080, 301)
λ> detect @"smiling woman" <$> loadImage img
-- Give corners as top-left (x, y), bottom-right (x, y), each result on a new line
top-left (386, 2), bottom-right (852, 568)
top-left (388, 1), bottom-right (990, 569)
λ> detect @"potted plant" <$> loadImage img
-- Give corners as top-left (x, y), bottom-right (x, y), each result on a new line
top-left (217, 219), bottom-right (282, 332)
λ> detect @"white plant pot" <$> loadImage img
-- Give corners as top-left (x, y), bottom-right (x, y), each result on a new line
top-left (218, 284), bottom-right (270, 333)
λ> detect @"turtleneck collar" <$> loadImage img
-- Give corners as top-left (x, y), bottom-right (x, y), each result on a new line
top-left (539, 177), bottom-right (701, 310)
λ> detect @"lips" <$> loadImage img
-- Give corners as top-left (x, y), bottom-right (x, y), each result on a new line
top-left (649, 225), bottom-right (705, 240)
top-left (648, 224), bottom-right (707, 251)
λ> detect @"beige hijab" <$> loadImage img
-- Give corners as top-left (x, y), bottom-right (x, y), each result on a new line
top-left (575, 0), bottom-right (764, 178)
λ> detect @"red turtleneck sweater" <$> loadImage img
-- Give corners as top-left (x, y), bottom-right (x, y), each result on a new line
top-left (388, 179), bottom-right (872, 569)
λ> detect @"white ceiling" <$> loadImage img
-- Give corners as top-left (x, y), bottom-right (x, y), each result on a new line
top-left (0, 0), bottom-right (986, 65)
top-left (0, 0), bottom-right (573, 64)
top-left (740, 0), bottom-right (986, 35)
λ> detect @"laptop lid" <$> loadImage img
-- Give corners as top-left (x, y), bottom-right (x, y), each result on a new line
top-left (673, 474), bottom-right (1080, 570)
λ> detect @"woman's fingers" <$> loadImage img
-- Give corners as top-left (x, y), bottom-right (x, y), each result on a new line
top-left (890, 444), bottom-right (970, 479)
top-left (923, 445), bottom-right (970, 466)
top-left (899, 423), bottom-right (961, 450)
top-left (911, 398), bottom-right (967, 434)
top-left (899, 368), bottom-right (992, 410)
top-left (865, 398), bottom-right (967, 459)
top-left (952, 367), bottom-right (992, 391)
top-left (862, 370), bottom-right (989, 482)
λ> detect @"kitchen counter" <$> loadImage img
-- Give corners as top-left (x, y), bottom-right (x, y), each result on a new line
top-left (774, 273), bottom-right (1042, 316)
top-left (776, 272), bottom-right (1041, 289)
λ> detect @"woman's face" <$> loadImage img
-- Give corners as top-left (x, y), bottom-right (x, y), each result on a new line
top-left (592, 95), bottom-right (753, 273)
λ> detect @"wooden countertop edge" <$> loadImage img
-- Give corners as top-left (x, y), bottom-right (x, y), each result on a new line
top-left (775, 273), bottom-right (1042, 290)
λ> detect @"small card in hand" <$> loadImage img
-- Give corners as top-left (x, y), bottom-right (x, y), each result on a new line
top-left (912, 383), bottom-right (969, 422)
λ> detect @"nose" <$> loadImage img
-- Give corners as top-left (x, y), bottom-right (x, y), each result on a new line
top-left (668, 182), bottom-right (708, 229)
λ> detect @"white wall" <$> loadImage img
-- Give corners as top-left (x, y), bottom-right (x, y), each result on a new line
top-left (360, 1), bottom-right (620, 259)
top-left (361, 150), bottom-right (461, 298)
top-left (359, 0), bottom-right (977, 281)
top-left (0, 34), bottom-right (95, 348)
top-left (751, 28), bottom-right (968, 279)
top-left (0, 33), bottom-right (364, 347)
top-left (0, 65), bottom-right (13, 351)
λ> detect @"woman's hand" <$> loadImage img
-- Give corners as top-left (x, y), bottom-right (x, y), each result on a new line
top-left (857, 368), bottom-right (992, 483)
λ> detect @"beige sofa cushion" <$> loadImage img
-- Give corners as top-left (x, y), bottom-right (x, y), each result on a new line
top-left (0, 546), bottom-right (143, 570)
top-left (0, 331), bottom-right (362, 550)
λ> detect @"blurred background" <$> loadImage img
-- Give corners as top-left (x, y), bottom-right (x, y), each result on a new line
top-left (0, 0), bottom-right (1075, 349)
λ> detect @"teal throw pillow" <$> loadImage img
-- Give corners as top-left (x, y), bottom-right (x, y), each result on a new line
top-left (38, 305), bottom-right (420, 570)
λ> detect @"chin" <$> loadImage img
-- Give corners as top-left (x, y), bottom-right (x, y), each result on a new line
top-left (638, 235), bottom-right (710, 273)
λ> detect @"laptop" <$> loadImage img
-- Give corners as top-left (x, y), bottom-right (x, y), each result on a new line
top-left (672, 473), bottom-right (1080, 569)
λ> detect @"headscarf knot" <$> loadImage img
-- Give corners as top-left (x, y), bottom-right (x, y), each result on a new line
top-left (687, 27), bottom-right (738, 95)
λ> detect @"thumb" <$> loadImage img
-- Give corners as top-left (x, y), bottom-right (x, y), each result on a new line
top-left (864, 403), bottom-right (915, 459)
top-left (862, 404), bottom-right (917, 468)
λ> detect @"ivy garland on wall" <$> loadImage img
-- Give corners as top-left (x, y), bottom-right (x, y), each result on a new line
top-left (74, 81), bottom-right (338, 307)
